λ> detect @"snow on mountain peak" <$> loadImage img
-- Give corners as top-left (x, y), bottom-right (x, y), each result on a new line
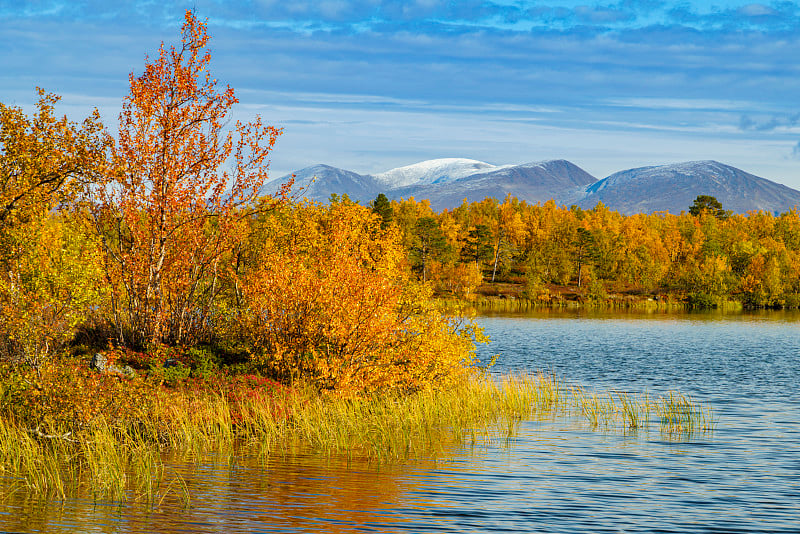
top-left (373, 158), bottom-right (498, 188)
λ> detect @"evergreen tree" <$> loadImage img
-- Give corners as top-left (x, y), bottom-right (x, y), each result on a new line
top-left (410, 216), bottom-right (449, 281)
top-left (461, 224), bottom-right (494, 272)
top-left (573, 227), bottom-right (600, 288)
top-left (689, 195), bottom-right (730, 219)
top-left (371, 193), bottom-right (394, 229)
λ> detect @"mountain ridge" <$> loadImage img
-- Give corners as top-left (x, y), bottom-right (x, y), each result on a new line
top-left (575, 160), bottom-right (800, 215)
top-left (266, 158), bottom-right (800, 215)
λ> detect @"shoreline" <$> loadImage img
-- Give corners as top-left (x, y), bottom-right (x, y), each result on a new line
top-left (0, 367), bottom-right (712, 502)
top-left (436, 280), bottom-right (800, 313)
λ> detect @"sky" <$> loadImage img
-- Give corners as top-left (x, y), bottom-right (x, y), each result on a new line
top-left (3, 0), bottom-right (800, 188)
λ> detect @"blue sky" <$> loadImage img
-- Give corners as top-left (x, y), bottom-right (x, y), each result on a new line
top-left (3, 1), bottom-right (800, 188)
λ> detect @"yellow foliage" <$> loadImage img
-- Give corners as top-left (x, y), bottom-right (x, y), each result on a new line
top-left (233, 201), bottom-right (483, 394)
top-left (0, 88), bottom-right (106, 232)
top-left (0, 89), bottom-right (107, 365)
top-left (0, 213), bottom-right (105, 365)
top-left (429, 261), bottom-right (483, 299)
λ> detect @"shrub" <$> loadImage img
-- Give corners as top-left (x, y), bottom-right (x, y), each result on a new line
top-left (587, 278), bottom-right (608, 302)
top-left (687, 292), bottom-right (716, 309)
top-left (231, 202), bottom-right (485, 394)
top-left (0, 214), bottom-right (105, 368)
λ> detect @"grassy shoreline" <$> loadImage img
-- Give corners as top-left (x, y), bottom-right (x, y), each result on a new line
top-left (464, 295), bottom-right (743, 313)
top-left (439, 279), bottom-right (756, 313)
top-left (436, 276), bottom-right (800, 313)
top-left (0, 367), bottom-right (713, 503)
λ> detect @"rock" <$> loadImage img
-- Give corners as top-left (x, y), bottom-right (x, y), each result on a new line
top-left (90, 352), bottom-right (109, 372)
top-left (118, 364), bottom-right (136, 377)
top-left (90, 352), bottom-right (136, 377)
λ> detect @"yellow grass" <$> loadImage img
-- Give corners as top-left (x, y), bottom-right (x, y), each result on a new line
top-left (0, 372), bottom-right (713, 501)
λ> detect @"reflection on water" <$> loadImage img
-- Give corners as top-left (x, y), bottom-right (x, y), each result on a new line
top-left (2, 310), bottom-right (800, 533)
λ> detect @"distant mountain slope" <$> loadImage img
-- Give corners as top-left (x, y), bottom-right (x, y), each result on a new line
top-left (264, 164), bottom-right (382, 204)
top-left (393, 159), bottom-right (598, 211)
top-left (578, 161), bottom-right (800, 215)
top-left (270, 158), bottom-right (598, 209)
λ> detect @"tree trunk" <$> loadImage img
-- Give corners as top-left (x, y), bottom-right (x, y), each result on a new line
top-left (492, 234), bottom-right (502, 282)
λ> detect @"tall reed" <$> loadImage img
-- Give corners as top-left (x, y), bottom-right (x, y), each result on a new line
top-left (572, 386), bottom-right (713, 433)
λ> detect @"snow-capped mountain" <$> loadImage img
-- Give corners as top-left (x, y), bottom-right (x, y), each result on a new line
top-left (391, 159), bottom-right (598, 210)
top-left (266, 158), bottom-right (800, 214)
top-left (269, 158), bottom-right (598, 208)
top-left (373, 158), bottom-right (501, 188)
top-left (576, 160), bottom-right (800, 215)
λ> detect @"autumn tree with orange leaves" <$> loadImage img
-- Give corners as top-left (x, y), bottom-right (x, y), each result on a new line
top-left (234, 201), bottom-right (483, 393)
top-left (92, 11), bottom-right (288, 348)
top-left (0, 89), bottom-right (106, 232)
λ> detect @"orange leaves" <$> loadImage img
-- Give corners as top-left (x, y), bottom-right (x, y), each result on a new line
top-left (92, 11), bottom-right (286, 348)
top-left (0, 88), bottom-right (106, 232)
top-left (234, 202), bottom-right (481, 394)
top-left (238, 203), bottom-right (402, 389)
top-left (0, 12), bottom-right (490, 397)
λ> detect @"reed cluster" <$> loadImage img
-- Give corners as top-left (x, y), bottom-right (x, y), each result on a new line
top-left (282, 373), bottom-right (563, 459)
top-left (572, 386), bottom-right (715, 434)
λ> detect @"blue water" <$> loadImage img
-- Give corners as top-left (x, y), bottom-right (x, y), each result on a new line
top-left (3, 310), bottom-right (799, 532)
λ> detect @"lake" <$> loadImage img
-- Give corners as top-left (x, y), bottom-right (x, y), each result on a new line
top-left (2, 310), bottom-right (799, 532)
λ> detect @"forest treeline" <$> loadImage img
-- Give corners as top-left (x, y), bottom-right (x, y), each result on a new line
top-left (374, 192), bottom-right (800, 309)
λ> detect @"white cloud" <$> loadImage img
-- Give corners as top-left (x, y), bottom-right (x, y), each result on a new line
top-left (604, 97), bottom-right (758, 112)
top-left (738, 3), bottom-right (776, 17)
